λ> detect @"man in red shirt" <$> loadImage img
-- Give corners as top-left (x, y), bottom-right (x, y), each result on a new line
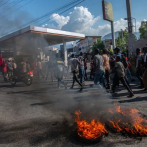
top-left (2, 60), bottom-right (8, 81)
top-left (125, 53), bottom-right (134, 83)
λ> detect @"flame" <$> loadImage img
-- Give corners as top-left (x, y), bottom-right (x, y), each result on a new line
top-left (75, 111), bottom-right (108, 140)
top-left (108, 103), bottom-right (147, 136)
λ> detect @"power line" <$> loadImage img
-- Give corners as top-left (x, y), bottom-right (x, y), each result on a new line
top-left (0, 0), bottom-right (23, 14)
top-left (0, 0), bottom-right (10, 8)
top-left (0, 0), bottom-right (20, 12)
top-left (3, 0), bottom-right (33, 17)
top-left (2, 0), bottom-right (84, 36)
top-left (14, 0), bottom-right (83, 28)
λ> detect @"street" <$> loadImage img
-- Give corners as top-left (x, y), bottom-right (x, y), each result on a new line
top-left (0, 73), bottom-right (147, 147)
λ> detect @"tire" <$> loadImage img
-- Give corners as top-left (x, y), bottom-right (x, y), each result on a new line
top-left (9, 76), bottom-right (16, 85)
top-left (25, 77), bottom-right (32, 86)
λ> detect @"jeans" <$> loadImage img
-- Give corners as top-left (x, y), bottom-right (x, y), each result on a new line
top-left (79, 67), bottom-right (85, 84)
top-left (58, 77), bottom-right (66, 87)
top-left (3, 72), bottom-right (7, 81)
top-left (94, 72), bottom-right (105, 87)
top-left (126, 68), bottom-right (132, 83)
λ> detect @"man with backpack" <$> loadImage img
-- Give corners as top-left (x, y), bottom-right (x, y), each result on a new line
top-left (7, 60), bottom-right (13, 78)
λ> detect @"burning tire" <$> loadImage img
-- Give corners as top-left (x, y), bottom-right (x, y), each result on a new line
top-left (75, 130), bottom-right (103, 144)
top-left (75, 111), bottom-right (108, 143)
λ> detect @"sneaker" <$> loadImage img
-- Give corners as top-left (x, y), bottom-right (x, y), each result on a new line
top-left (138, 85), bottom-right (144, 88)
top-left (127, 93), bottom-right (134, 98)
top-left (82, 82), bottom-right (85, 86)
top-left (131, 79), bottom-right (135, 82)
top-left (110, 90), bottom-right (115, 94)
top-left (80, 86), bottom-right (83, 91)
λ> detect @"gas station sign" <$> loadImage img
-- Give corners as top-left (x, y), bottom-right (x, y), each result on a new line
top-left (102, 1), bottom-right (113, 22)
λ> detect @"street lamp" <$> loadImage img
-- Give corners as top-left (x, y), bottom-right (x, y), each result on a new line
top-left (124, 17), bottom-right (136, 32)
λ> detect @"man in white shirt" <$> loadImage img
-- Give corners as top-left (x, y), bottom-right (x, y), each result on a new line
top-left (69, 54), bottom-right (83, 90)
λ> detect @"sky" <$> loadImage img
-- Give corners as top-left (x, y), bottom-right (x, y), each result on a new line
top-left (1, 0), bottom-right (147, 37)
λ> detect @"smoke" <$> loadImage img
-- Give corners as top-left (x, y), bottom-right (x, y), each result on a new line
top-left (0, 0), bottom-right (33, 37)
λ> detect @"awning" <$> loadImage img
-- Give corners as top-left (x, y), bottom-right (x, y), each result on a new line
top-left (0, 26), bottom-right (85, 52)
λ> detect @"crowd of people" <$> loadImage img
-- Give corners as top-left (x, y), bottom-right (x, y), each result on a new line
top-left (69, 47), bottom-right (147, 97)
top-left (1, 47), bottom-right (147, 98)
top-left (0, 58), bottom-right (45, 81)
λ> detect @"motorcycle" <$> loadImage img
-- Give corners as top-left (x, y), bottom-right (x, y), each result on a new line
top-left (9, 71), bottom-right (33, 86)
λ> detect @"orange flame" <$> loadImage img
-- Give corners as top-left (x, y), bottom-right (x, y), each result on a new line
top-left (75, 111), bottom-right (108, 139)
top-left (108, 103), bottom-right (147, 136)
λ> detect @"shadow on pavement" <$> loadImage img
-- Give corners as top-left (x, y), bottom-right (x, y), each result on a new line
top-left (119, 97), bottom-right (147, 103)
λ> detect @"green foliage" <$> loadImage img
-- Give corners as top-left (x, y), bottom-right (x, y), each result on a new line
top-left (108, 49), bottom-right (113, 56)
top-left (92, 39), bottom-right (105, 54)
top-left (139, 21), bottom-right (147, 39)
top-left (116, 29), bottom-right (128, 49)
top-left (122, 48), bottom-right (128, 54)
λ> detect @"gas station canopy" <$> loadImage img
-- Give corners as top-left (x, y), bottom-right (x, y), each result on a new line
top-left (0, 26), bottom-right (85, 48)
top-left (0, 26), bottom-right (85, 65)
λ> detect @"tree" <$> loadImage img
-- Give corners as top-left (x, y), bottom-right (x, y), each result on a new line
top-left (139, 21), bottom-right (147, 39)
top-left (115, 29), bottom-right (136, 49)
top-left (116, 29), bottom-right (128, 48)
top-left (92, 39), bottom-right (105, 54)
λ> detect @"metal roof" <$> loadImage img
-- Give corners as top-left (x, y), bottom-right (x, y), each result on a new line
top-left (0, 26), bottom-right (85, 46)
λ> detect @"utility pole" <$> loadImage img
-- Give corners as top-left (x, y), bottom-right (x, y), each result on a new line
top-left (126, 0), bottom-right (135, 56)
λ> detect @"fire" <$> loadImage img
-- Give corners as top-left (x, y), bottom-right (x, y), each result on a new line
top-left (75, 111), bottom-right (108, 140)
top-left (108, 103), bottom-right (147, 136)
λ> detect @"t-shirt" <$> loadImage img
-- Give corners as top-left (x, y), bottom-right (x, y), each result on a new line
top-left (136, 54), bottom-right (141, 68)
top-left (102, 54), bottom-right (110, 70)
top-left (115, 62), bottom-right (125, 78)
top-left (69, 58), bottom-right (79, 72)
top-left (94, 54), bottom-right (104, 74)
top-left (78, 56), bottom-right (84, 67)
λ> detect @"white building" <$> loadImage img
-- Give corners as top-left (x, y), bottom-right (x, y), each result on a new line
top-left (76, 36), bottom-right (101, 53)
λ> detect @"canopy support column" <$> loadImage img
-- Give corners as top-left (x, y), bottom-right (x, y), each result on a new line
top-left (63, 40), bottom-right (67, 66)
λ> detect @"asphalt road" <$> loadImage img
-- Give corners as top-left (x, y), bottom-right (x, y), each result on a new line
top-left (0, 73), bottom-right (147, 147)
